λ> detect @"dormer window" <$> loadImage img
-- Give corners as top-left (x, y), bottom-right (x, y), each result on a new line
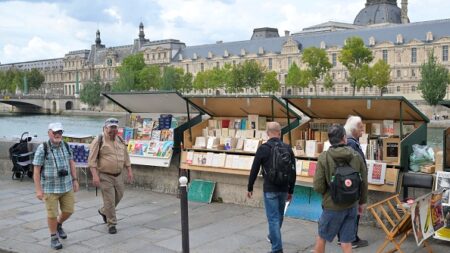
top-left (426, 31), bottom-right (433, 42)
top-left (369, 36), bottom-right (375, 47)
top-left (396, 34), bottom-right (403, 44)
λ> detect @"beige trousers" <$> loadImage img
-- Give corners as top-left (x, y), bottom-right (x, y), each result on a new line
top-left (99, 172), bottom-right (124, 226)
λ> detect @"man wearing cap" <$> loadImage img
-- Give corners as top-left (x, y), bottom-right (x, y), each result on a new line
top-left (88, 118), bottom-right (133, 234)
top-left (33, 122), bottom-right (79, 250)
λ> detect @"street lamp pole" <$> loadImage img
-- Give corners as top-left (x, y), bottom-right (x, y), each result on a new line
top-left (179, 176), bottom-right (190, 253)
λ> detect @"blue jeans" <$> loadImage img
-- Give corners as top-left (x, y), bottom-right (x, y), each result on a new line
top-left (264, 191), bottom-right (287, 252)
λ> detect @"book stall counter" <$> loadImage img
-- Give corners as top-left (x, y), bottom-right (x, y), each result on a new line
top-left (283, 96), bottom-right (429, 194)
top-left (102, 91), bottom-right (203, 168)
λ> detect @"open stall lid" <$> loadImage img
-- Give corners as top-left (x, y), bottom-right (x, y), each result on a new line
top-left (102, 91), bottom-right (202, 114)
top-left (283, 96), bottom-right (429, 122)
top-left (185, 95), bottom-right (301, 119)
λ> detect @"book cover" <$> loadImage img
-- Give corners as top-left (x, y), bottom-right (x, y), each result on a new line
top-left (366, 160), bottom-right (386, 185)
top-left (212, 153), bottom-right (226, 167)
top-left (142, 118), bottom-right (154, 130)
top-left (296, 160), bottom-right (303, 175)
top-left (240, 119), bottom-right (247, 130)
top-left (248, 114), bottom-right (259, 130)
top-left (258, 116), bottom-right (267, 130)
top-left (124, 127), bottom-right (135, 143)
top-left (127, 140), bottom-right (135, 153)
top-left (308, 161), bottom-right (317, 176)
top-left (383, 120), bottom-right (394, 136)
top-left (382, 138), bottom-right (400, 163)
top-left (194, 136), bottom-right (207, 149)
top-left (371, 123), bottom-right (381, 136)
top-left (133, 142), bottom-right (143, 155)
top-left (234, 119), bottom-right (241, 129)
top-left (305, 140), bottom-right (317, 157)
top-left (151, 130), bottom-right (161, 141)
top-left (186, 151), bottom-right (194, 164)
top-left (243, 139), bottom-right (260, 153)
top-left (301, 161), bottom-right (310, 176)
top-left (205, 152), bottom-right (214, 166)
top-left (235, 138), bottom-right (244, 150)
top-left (222, 119), bottom-right (230, 128)
top-left (206, 137), bottom-right (219, 149)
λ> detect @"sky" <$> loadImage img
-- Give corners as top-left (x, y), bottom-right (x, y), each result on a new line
top-left (0, 0), bottom-right (449, 64)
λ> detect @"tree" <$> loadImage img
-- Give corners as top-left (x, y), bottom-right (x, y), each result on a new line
top-left (323, 73), bottom-right (334, 92)
top-left (338, 36), bottom-right (374, 96)
top-left (193, 71), bottom-right (209, 91)
top-left (161, 66), bottom-right (184, 91)
top-left (371, 60), bottom-right (391, 95)
top-left (260, 71), bottom-right (280, 94)
top-left (26, 68), bottom-right (45, 90)
top-left (139, 65), bottom-right (161, 90)
top-left (80, 75), bottom-right (103, 107)
top-left (227, 63), bottom-right (246, 94)
top-left (179, 72), bottom-right (193, 93)
top-left (301, 47), bottom-right (332, 95)
top-left (114, 53), bottom-right (146, 91)
top-left (241, 60), bottom-right (265, 93)
top-left (285, 62), bottom-right (301, 88)
top-left (418, 51), bottom-right (449, 108)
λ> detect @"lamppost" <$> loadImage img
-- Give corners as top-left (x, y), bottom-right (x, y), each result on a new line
top-left (179, 176), bottom-right (189, 253)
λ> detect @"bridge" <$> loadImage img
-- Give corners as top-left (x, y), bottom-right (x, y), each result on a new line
top-left (0, 95), bottom-right (82, 114)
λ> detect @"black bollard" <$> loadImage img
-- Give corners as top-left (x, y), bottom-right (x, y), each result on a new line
top-left (179, 176), bottom-right (189, 253)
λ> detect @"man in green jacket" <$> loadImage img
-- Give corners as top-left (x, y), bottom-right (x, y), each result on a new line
top-left (313, 124), bottom-right (368, 253)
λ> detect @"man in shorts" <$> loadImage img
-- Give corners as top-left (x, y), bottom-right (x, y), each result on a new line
top-left (313, 124), bottom-right (367, 253)
top-left (33, 122), bottom-right (79, 250)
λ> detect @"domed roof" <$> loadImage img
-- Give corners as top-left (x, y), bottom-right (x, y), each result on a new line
top-left (354, 3), bottom-right (402, 26)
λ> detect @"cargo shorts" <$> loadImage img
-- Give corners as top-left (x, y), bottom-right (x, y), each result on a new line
top-left (44, 190), bottom-right (75, 218)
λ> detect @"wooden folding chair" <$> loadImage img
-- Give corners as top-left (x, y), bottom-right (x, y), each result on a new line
top-left (367, 194), bottom-right (432, 253)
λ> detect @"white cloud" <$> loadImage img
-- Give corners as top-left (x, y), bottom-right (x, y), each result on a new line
top-left (0, 0), bottom-right (450, 64)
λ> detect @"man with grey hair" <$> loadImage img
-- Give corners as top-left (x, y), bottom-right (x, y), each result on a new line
top-left (313, 124), bottom-right (367, 253)
top-left (341, 115), bottom-right (368, 248)
top-left (248, 122), bottom-right (296, 253)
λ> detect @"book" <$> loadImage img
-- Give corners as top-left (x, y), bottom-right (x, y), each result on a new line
top-left (366, 160), bottom-right (386, 185)
top-left (212, 153), bottom-right (226, 167)
top-left (221, 119), bottom-right (230, 128)
top-left (308, 161), bottom-right (317, 176)
top-left (206, 137), bottom-right (219, 149)
top-left (305, 140), bottom-right (317, 157)
top-left (382, 138), bottom-right (400, 163)
top-left (301, 161), bottom-right (310, 176)
top-left (243, 139), bottom-right (260, 153)
top-left (194, 136), bottom-right (207, 149)
top-left (205, 152), bottom-right (214, 166)
top-left (248, 115), bottom-right (259, 130)
top-left (234, 119), bottom-right (241, 129)
top-left (258, 116), bottom-right (267, 130)
top-left (371, 123), bottom-right (381, 136)
top-left (151, 130), bottom-right (161, 141)
top-left (296, 160), bottom-right (303, 175)
top-left (383, 120), bottom-right (394, 136)
top-left (124, 127), bottom-right (135, 143)
top-left (186, 151), bottom-right (194, 164)
top-left (160, 129), bottom-right (173, 141)
top-left (142, 118), bottom-right (154, 130)
top-left (235, 138), bottom-right (245, 150)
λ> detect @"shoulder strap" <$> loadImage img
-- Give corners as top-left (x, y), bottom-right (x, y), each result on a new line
top-left (43, 141), bottom-right (48, 160)
top-left (97, 134), bottom-right (103, 160)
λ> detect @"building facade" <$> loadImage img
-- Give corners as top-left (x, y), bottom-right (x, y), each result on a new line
top-left (1, 0), bottom-right (449, 101)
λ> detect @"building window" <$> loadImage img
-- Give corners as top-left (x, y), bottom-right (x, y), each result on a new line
top-left (163, 52), bottom-right (167, 59)
top-left (321, 87), bottom-right (324, 92)
top-left (200, 63), bottom-right (204, 72)
top-left (152, 54), bottom-right (155, 60)
top-left (382, 50), bottom-right (388, 63)
top-left (332, 72), bottom-right (335, 79)
top-left (443, 45), bottom-right (448, 62)
top-left (412, 69), bottom-right (416, 77)
top-left (288, 57), bottom-right (292, 68)
top-left (332, 53), bottom-right (337, 67)
top-left (309, 87), bottom-right (313, 92)
top-left (411, 48), bottom-right (417, 63)
top-left (344, 87), bottom-right (348, 93)
top-left (268, 58), bottom-right (272, 70)
top-left (344, 72), bottom-right (348, 79)
top-left (397, 69), bottom-right (401, 78)
top-left (411, 86), bottom-right (416, 92)
top-left (397, 86), bottom-right (400, 92)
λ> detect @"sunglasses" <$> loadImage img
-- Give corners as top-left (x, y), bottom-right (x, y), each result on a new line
top-left (107, 119), bottom-right (119, 124)
top-left (52, 130), bottom-right (64, 135)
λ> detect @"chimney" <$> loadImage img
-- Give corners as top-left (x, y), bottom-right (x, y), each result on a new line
top-left (401, 0), bottom-right (410, 24)
top-left (285, 30), bottom-right (290, 37)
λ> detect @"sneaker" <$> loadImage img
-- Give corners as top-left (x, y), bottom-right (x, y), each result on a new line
top-left (352, 239), bottom-right (369, 248)
top-left (56, 223), bottom-right (67, 239)
top-left (50, 235), bottom-right (62, 250)
top-left (98, 209), bottom-right (107, 223)
top-left (108, 225), bottom-right (117, 234)
top-left (266, 234), bottom-right (272, 244)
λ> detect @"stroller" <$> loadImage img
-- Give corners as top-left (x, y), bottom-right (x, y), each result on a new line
top-left (9, 132), bottom-right (35, 181)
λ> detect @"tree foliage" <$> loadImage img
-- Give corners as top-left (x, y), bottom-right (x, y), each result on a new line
top-left (0, 68), bottom-right (45, 94)
top-left (26, 68), bottom-right (45, 91)
top-left (260, 71), bottom-right (280, 94)
top-left (323, 73), bottom-right (334, 91)
top-left (301, 47), bottom-right (332, 95)
top-left (139, 65), bottom-right (161, 90)
top-left (419, 51), bottom-right (449, 106)
top-left (338, 36), bottom-right (374, 95)
top-left (371, 60), bottom-right (391, 95)
top-left (114, 53), bottom-right (146, 91)
top-left (285, 62), bottom-right (301, 88)
top-left (80, 75), bottom-right (103, 107)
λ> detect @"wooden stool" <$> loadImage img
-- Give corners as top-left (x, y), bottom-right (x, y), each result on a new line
top-left (367, 194), bottom-right (432, 253)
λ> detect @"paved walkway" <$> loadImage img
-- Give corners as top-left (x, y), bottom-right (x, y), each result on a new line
top-left (0, 178), bottom-right (449, 253)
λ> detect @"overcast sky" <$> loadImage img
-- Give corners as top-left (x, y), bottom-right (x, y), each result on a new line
top-left (0, 0), bottom-right (449, 64)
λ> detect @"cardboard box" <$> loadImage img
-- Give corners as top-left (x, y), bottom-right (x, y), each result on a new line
top-left (420, 164), bottom-right (435, 174)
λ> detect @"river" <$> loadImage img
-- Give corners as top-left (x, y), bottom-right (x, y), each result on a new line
top-left (0, 114), bottom-right (445, 148)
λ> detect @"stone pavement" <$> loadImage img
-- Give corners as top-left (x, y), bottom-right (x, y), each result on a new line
top-left (0, 178), bottom-right (449, 253)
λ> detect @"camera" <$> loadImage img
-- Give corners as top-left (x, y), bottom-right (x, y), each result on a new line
top-left (58, 170), bottom-right (69, 177)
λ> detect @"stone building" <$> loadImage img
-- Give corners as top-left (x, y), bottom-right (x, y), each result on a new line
top-left (1, 0), bottom-right (449, 101)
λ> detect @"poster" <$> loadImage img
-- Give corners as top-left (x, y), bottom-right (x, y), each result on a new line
top-left (366, 160), bottom-right (386, 185)
top-left (411, 194), bottom-right (434, 246)
top-left (435, 171), bottom-right (450, 205)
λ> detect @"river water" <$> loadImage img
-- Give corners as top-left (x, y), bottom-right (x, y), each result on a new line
top-left (0, 114), bottom-right (445, 148)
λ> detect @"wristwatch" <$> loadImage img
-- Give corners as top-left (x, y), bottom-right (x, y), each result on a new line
top-left (72, 178), bottom-right (78, 182)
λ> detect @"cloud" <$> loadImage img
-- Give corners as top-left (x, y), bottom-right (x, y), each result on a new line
top-left (3, 36), bottom-right (67, 62)
top-left (103, 6), bottom-right (122, 24)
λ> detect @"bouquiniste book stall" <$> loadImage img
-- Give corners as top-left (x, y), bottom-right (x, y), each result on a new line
top-left (102, 91), bottom-right (203, 168)
top-left (179, 95), bottom-right (300, 203)
top-left (281, 96), bottom-right (429, 221)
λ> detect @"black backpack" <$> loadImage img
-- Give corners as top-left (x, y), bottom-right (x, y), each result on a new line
top-left (328, 155), bottom-right (362, 205)
top-left (264, 141), bottom-right (295, 186)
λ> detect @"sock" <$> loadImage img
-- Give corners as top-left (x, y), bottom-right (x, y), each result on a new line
top-left (51, 233), bottom-right (57, 239)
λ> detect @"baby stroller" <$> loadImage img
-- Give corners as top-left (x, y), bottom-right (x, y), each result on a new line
top-left (9, 132), bottom-right (34, 181)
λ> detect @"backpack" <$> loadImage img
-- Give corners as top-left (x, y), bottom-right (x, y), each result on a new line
top-left (264, 141), bottom-right (295, 186)
top-left (41, 140), bottom-right (70, 177)
top-left (328, 155), bottom-right (362, 205)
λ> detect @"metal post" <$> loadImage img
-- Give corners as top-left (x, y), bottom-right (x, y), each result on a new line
top-left (179, 176), bottom-right (189, 253)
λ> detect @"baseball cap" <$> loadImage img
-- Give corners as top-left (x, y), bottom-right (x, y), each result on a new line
top-left (48, 122), bottom-right (64, 132)
top-left (105, 118), bottom-right (119, 127)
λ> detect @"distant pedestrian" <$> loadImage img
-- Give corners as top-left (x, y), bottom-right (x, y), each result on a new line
top-left (88, 118), bottom-right (133, 234)
top-left (247, 122), bottom-right (296, 253)
top-left (313, 124), bottom-right (367, 253)
top-left (33, 122), bottom-right (79, 250)
top-left (342, 116), bottom-right (368, 248)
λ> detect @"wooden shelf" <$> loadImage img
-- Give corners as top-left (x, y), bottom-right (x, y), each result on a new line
top-left (185, 148), bottom-right (256, 155)
top-left (130, 155), bottom-right (173, 167)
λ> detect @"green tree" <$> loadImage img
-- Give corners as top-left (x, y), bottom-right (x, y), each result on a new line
top-left (371, 60), bottom-right (391, 95)
top-left (338, 36), bottom-right (374, 95)
top-left (193, 71), bottom-right (209, 91)
top-left (114, 53), bottom-right (146, 91)
top-left (80, 75), bottom-right (103, 107)
top-left (227, 63), bottom-right (246, 94)
top-left (241, 60), bottom-right (265, 93)
top-left (139, 65), bottom-right (161, 90)
top-left (285, 62), bottom-right (301, 88)
top-left (260, 71), bottom-right (280, 94)
top-left (180, 72), bottom-right (193, 93)
top-left (418, 51), bottom-right (449, 108)
top-left (301, 47), bottom-right (332, 95)
top-left (26, 68), bottom-right (45, 90)
top-left (161, 66), bottom-right (184, 91)
top-left (323, 73), bottom-right (334, 92)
